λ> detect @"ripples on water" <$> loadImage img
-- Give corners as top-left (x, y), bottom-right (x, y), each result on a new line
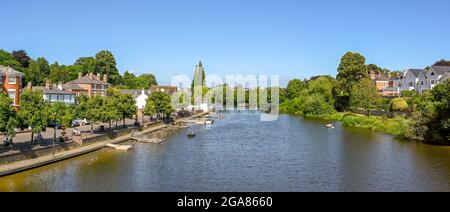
top-left (0, 111), bottom-right (449, 192)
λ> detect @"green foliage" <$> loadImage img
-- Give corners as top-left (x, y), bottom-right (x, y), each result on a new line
top-left (0, 94), bottom-right (18, 137)
top-left (24, 57), bottom-right (50, 86)
top-left (147, 92), bottom-right (174, 117)
top-left (285, 79), bottom-right (306, 99)
top-left (337, 52), bottom-right (369, 94)
top-left (19, 90), bottom-right (50, 137)
top-left (401, 90), bottom-right (417, 97)
top-left (350, 78), bottom-right (380, 115)
top-left (433, 59), bottom-right (450, 67)
top-left (94, 50), bottom-right (120, 84)
top-left (121, 71), bottom-right (158, 89)
top-left (49, 63), bottom-right (82, 83)
top-left (0, 49), bottom-right (22, 71)
top-left (390, 98), bottom-right (409, 112)
top-left (342, 114), bottom-right (410, 137)
top-left (301, 93), bottom-right (335, 116)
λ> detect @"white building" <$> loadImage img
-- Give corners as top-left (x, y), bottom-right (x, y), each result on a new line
top-left (402, 69), bottom-right (423, 92)
top-left (416, 66), bottom-right (450, 93)
top-left (120, 89), bottom-right (151, 110)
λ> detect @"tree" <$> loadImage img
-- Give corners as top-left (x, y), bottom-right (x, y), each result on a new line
top-left (0, 94), bottom-right (18, 139)
top-left (0, 49), bottom-right (22, 71)
top-left (19, 90), bottom-right (50, 142)
top-left (148, 92), bottom-right (174, 120)
top-left (390, 98), bottom-right (409, 112)
top-left (143, 96), bottom-right (157, 119)
top-left (24, 57), bottom-right (50, 86)
top-left (48, 102), bottom-right (70, 144)
top-left (137, 74), bottom-right (158, 88)
top-left (94, 51), bottom-right (120, 84)
top-left (337, 52), bottom-right (368, 94)
top-left (433, 59), bottom-right (450, 67)
top-left (106, 88), bottom-right (137, 128)
top-left (350, 78), bottom-right (380, 116)
top-left (85, 96), bottom-right (110, 134)
top-left (11, 50), bottom-right (31, 68)
top-left (285, 79), bottom-right (306, 99)
top-left (74, 57), bottom-right (96, 74)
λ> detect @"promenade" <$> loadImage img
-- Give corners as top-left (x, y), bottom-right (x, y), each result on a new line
top-left (0, 112), bottom-right (209, 177)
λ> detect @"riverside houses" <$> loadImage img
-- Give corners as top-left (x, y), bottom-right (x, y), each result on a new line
top-left (0, 65), bottom-right (24, 110)
top-left (31, 81), bottom-right (76, 105)
top-left (65, 73), bottom-right (111, 97)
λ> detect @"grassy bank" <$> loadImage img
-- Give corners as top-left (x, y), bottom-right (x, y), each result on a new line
top-left (284, 111), bottom-right (412, 138)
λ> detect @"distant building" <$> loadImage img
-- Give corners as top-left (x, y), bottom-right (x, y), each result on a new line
top-left (0, 65), bottom-right (24, 109)
top-left (402, 69), bottom-right (423, 92)
top-left (150, 85), bottom-right (177, 95)
top-left (31, 81), bottom-right (76, 105)
top-left (120, 89), bottom-right (151, 109)
top-left (65, 73), bottom-right (111, 97)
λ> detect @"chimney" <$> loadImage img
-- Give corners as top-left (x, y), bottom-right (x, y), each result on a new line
top-left (58, 82), bottom-right (63, 90)
top-left (97, 73), bottom-right (101, 80)
top-left (89, 73), bottom-right (93, 80)
top-left (78, 72), bottom-right (83, 79)
top-left (103, 74), bottom-right (108, 83)
top-left (45, 80), bottom-right (52, 89)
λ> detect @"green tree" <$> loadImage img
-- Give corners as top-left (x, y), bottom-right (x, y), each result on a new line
top-left (350, 78), bottom-right (380, 116)
top-left (148, 92), bottom-right (174, 119)
top-left (19, 90), bottom-right (50, 142)
top-left (48, 102), bottom-right (69, 143)
top-left (301, 93), bottom-right (335, 116)
top-left (0, 49), bottom-right (22, 71)
top-left (24, 57), bottom-right (51, 86)
top-left (0, 94), bottom-right (18, 139)
top-left (74, 57), bottom-right (96, 75)
top-left (390, 98), bottom-right (409, 112)
top-left (337, 52), bottom-right (369, 94)
top-left (285, 79), bottom-right (306, 99)
top-left (107, 88), bottom-right (136, 128)
top-left (94, 50), bottom-right (120, 84)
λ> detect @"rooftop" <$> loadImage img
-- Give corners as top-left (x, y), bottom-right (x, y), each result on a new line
top-left (0, 65), bottom-right (24, 77)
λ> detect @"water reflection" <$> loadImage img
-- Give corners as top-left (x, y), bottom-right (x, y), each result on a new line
top-left (0, 112), bottom-right (449, 192)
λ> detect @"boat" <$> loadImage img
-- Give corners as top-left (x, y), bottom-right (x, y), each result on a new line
top-left (205, 119), bottom-right (214, 125)
top-left (187, 131), bottom-right (196, 138)
top-left (325, 124), bottom-right (335, 129)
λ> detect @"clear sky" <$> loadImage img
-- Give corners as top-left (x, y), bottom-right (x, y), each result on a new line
top-left (2, 0), bottom-right (450, 86)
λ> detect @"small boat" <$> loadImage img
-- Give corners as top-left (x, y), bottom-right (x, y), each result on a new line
top-left (325, 124), bottom-right (335, 129)
top-left (205, 119), bottom-right (214, 125)
top-left (187, 131), bottom-right (196, 138)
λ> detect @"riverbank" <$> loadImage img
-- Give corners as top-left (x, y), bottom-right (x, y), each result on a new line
top-left (0, 112), bottom-right (209, 177)
top-left (286, 112), bottom-right (412, 139)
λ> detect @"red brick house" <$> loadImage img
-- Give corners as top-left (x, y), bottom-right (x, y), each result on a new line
top-left (0, 65), bottom-right (24, 110)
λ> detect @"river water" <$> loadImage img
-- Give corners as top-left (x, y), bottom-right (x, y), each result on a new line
top-left (0, 111), bottom-right (449, 192)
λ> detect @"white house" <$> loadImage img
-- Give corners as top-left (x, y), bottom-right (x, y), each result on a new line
top-left (402, 69), bottom-right (424, 92)
top-left (120, 89), bottom-right (151, 110)
top-left (414, 66), bottom-right (450, 93)
top-left (135, 90), bottom-right (149, 110)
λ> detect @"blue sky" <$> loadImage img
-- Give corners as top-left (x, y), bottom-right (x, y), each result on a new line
top-left (2, 0), bottom-right (450, 86)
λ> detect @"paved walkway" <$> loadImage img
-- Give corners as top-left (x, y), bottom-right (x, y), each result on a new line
top-left (0, 112), bottom-right (209, 177)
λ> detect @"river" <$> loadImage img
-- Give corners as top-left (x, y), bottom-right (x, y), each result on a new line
top-left (0, 111), bottom-right (449, 192)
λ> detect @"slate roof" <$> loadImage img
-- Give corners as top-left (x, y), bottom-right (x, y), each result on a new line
top-left (63, 84), bottom-right (86, 91)
top-left (32, 86), bottom-right (75, 95)
top-left (408, 69), bottom-right (425, 77)
top-left (66, 75), bottom-right (111, 86)
top-left (430, 66), bottom-right (450, 75)
top-left (0, 65), bottom-right (24, 77)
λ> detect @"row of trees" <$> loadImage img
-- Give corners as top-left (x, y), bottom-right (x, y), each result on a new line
top-left (280, 52), bottom-right (449, 145)
top-left (0, 88), bottom-right (176, 144)
top-left (0, 49), bottom-right (158, 89)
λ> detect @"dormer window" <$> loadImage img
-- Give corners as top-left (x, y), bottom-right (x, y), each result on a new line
top-left (431, 72), bottom-right (435, 76)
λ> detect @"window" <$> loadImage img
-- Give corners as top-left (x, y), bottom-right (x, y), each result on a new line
top-left (431, 72), bottom-right (435, 76)
top-left (0, 77), bottom-right (3, 84)
top-left (8, 77), bottom-right (16, 84)
top-left (409, 82), bottom-right (413, 87)
top-left (8, 91), bottom-right (16, 105)
top-left (431, 80), bottom-right (435, 85)
top-left (421, 81), bottom-right (424, 85)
